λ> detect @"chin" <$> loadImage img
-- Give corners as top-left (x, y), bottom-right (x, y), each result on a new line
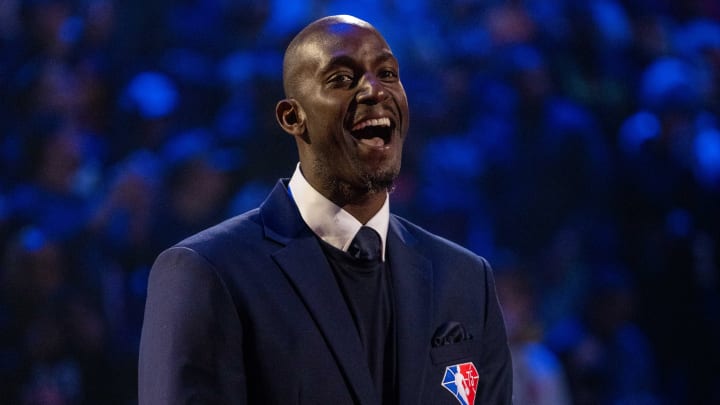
top-left (362, 165), bottom-right (400, 193)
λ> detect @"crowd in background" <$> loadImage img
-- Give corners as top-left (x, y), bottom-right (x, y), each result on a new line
top-left (1, 0), bottom-right (719, 403)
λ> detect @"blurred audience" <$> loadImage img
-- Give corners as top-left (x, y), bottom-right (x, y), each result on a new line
top-left (496, 267), bottom-right (572, 405)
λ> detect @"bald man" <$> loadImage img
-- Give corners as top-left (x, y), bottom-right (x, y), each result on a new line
top-left (139, 15), bottom-right (512, 405)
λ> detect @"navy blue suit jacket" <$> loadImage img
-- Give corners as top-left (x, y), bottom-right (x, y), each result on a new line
top-left (138, 180), bottom-right (512, 404)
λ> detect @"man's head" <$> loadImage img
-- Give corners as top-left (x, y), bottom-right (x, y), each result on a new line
top-left (276, 15), bottom-right (409, 205)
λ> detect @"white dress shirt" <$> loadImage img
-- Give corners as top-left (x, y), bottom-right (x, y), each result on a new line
top-left (288, 163), bottom-right (389, 261)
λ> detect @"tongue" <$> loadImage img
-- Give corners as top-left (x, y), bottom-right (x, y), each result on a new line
top-left (359, 137), bottom-right (385, 147)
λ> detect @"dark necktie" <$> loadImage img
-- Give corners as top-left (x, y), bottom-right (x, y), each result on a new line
top-left (348, 226), bottom-right (382, 262)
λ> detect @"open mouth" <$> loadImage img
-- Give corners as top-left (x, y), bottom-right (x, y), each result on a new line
top-left (350, 117), bottom-right (394, 148)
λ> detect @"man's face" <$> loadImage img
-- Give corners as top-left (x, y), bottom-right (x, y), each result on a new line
top-left (292, 23), bottom-right (409, 199)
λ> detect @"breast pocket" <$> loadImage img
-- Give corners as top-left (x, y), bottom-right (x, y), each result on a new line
top-left (430, 339), bottom-right (483, 366)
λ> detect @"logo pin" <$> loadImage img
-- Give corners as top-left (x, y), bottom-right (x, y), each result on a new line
top-left (441, 362), bottom-right (479, 405)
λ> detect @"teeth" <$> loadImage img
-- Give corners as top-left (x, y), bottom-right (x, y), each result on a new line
top-left (352, 117), bottom-right (391, 131)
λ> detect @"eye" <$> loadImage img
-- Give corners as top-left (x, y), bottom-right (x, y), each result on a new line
top-left (379, 69), bottom-right (398, 81)
top-left (328, 73), bottom-right (354, 86)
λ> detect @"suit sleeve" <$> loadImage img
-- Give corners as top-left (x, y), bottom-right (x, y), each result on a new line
top-left (477, 257), bottom-right (514, 404)
top-left (138, 246), bottom-right (246, 404)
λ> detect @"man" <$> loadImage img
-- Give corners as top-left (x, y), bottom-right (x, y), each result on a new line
top-left (139, 15), bottom-right (512, 405)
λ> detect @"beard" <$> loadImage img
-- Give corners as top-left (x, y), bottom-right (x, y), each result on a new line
top-left (357, 168), bottom-right (397, 194)
top-left (312, 155), bottom-right (400, 203)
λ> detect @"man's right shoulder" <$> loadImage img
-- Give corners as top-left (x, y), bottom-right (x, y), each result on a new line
top-left (150, 207), bottom-right (274, 276)
top-left (175, 208), bottom-right (264, 252)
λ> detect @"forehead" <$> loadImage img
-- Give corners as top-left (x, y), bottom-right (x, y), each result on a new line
top-left (301, 24), bottom-right (395, 68)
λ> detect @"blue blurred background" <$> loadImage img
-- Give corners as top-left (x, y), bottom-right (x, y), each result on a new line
top-left (1, 0), bottom-right (719, 403)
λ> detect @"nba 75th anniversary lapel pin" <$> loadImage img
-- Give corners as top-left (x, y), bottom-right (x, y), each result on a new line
top-left (441, 362), bottom-right (479, 405)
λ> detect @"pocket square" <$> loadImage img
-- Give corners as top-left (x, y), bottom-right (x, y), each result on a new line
top-left (432, 321), bottom-right (473, 347)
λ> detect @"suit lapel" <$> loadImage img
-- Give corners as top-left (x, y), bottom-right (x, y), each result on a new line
top-left (262, 181), bottom-right (379, 405)
top-left (387, 217), bottom-right (433, 405)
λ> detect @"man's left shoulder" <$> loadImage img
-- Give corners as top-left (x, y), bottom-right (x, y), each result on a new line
top-left (390, 215), bottom-right (489, 267)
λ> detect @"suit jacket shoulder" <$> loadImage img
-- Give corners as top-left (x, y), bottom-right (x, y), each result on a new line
top-left (390, 214), bottom-right (489, 264)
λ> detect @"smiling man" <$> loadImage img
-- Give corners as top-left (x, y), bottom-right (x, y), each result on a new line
top-left (139, 15), bottom-right (512, 405)
top-left (277, 16), bottom-right (408, 216)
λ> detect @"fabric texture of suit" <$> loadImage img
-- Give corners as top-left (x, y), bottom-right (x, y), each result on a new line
top-left (138, 179), bottom-right (513, 404)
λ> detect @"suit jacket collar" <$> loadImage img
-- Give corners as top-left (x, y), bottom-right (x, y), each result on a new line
top-left (260, 180), bottom-right (433, 405)
top-left (261, 180), bottom-right (379, 404)
top-left (259, 179), bottom-right (304, 246)
top-left (387, 217), bottom-right (433, 405)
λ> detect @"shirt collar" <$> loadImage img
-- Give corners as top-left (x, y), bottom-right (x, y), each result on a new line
top-left (288, 163), bottom-right (389, 261)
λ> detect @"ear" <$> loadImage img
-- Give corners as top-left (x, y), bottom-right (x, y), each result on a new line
top-left (275, 98), bottom-right (307, 140)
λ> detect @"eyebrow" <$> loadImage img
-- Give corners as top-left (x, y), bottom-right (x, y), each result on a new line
top-left (321, 51), bottom-right (398, 74)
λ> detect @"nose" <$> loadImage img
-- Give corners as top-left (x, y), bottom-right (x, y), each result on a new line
top-left (356, 73), bottom-right (387, 104)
